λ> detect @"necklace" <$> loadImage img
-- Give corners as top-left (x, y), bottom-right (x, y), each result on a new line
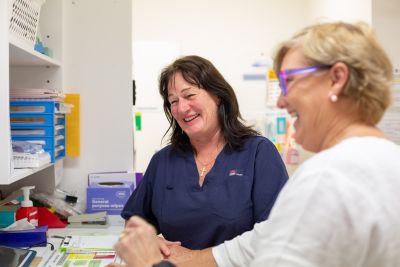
top-left (195, 142), bottom-right (223, 178)
top-left (196, 158), bottom-right (215, 178)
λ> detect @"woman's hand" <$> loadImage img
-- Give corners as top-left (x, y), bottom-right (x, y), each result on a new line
top-left (167, 244), bottom-right (198, 264)
top-left (112, 216), bottom-right (163, 267)
top-left (157, 236), bottom-right (181, 257)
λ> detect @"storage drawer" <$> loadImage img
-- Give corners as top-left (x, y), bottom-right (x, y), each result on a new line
top-left (10, 100), bottom-right (66, 163)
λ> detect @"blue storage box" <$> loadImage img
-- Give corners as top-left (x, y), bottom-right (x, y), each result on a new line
top-left (10, 100), bottom-right (66, 162)
top-left (0, 226), bottom-right (48, 247)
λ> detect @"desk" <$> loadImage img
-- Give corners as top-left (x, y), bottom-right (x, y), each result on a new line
top-left (31, 217), bottom-right (124, 267)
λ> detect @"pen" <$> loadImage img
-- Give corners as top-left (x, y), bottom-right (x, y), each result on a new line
top-left (64, 248), bottom-right (115, 254)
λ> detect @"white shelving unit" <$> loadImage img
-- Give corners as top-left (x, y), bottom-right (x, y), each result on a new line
top-left (2, 0), bottom-right (134, 202)
top-left (0, 0), bottom-right (63, 190)
top-left (10, 38), bottom-right (61, 67)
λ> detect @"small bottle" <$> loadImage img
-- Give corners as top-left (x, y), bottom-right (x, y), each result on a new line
top-left (16, 186), bottom-right (38, 227)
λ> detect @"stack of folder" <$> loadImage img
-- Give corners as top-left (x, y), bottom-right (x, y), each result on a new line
top-left (10, 88), bottom-right (65, 101)
top-left (67, 211), bottom-right (108, 228)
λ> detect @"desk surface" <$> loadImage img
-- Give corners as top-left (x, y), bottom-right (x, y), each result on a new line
top-left (31, 220), bottom-right (124, 267)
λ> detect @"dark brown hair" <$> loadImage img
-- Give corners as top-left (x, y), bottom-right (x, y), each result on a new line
top-left (159, 55), bottom-right (258, 152)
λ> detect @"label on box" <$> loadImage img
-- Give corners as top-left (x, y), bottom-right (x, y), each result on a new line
top-left (86, 182), bottom-right (134, 215)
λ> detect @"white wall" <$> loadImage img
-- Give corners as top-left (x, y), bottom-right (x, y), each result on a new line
top-left (61, 0), bottom-right (134, 201)
top-left (132, 0), bottom-right (316, 172)
top-left (373, 0), bottom-right (400, 144)
top-left (133, 0), bottom-right (315, 111)
top-left (0, 0), bottom-right (10, 179)
top-left (372, 0), bottom-right (400, 68)
top-left (309, 0), bottom-right (372, 23)
top-left (131, 0), bottom-right (374, 172)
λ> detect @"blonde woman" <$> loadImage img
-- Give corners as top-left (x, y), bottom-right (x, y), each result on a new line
top-left (112, 22), bottom-right (400, 267)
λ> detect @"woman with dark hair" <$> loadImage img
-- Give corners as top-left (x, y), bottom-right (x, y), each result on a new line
top-left (121, 55), bottom-right (288, 253)
top-left (114, 22), bottom-right (400, 267)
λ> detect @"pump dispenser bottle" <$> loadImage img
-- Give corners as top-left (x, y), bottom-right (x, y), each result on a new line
top-left (16, 186), bottom-right (38, 226)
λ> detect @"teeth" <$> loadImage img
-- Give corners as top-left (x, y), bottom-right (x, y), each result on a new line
top-left (290, 112), bottom-right (298, 118)
top-left (184, 114), bottom-right (198, 122)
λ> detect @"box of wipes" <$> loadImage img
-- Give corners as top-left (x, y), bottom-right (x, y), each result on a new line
top-left (86, 172), bottom-right (135, 215)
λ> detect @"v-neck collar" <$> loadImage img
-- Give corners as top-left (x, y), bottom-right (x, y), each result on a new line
top-left (186, 144), bottom-right (226, 190)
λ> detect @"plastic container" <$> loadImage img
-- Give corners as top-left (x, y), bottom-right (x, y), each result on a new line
top-left (16, 186), bottom-right (38, 226)
top-left (13, 151), bottom-right (51, 168)
top-left (9, 0), bottom-right (46, 48)
top-left (10, 100), bottom-right (66, 162)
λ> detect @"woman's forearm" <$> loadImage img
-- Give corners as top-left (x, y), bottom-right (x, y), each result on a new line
top-left (175, 248), bottom-right (217, 267)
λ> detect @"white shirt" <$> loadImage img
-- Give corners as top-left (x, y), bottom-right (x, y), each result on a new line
top-left (213, 137), bottom-right (400, 267)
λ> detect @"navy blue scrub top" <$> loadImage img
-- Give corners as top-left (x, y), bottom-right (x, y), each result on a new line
top-left (121, 136), bottom-right (288, 249)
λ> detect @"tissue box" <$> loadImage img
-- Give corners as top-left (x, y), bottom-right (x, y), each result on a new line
top-left (86, 182), bottom-right (134, 215)
top-left (88, 172), bottom-right (136, 187)
top-left (87, 179), bottom-right (135, 215)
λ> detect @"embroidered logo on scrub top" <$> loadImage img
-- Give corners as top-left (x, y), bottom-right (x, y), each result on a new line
top-left (229, 169), bottom-right (244, 176)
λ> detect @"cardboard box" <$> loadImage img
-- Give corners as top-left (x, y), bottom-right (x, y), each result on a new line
top-left (88, 171), bottom-right (136, 187)
top-left (87, 172), bottom-right (135, 215)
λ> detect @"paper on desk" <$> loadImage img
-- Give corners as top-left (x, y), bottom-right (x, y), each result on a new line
top-left (43, 250), bottom-right (123, 267)
top-left (47, 235), bottom-right (123, 267)
top-left (60, 235), bottom-right (119, 253)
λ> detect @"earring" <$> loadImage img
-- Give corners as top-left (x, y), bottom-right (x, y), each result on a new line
top-left (330, 94), bottom-right (338, 103)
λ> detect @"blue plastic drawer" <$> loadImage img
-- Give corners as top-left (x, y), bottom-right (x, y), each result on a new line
top-left (10, 100), bottom-right (66, 163)
top-left (11, 125), bottom-right (54, 137)
top-left (55, 145), bottom-right (65, 160)
top-left (55, 135), bottom-right (65, 147)
top-left (10, 100), bottom-right (56, 114)
top-left (12, 136), bottom-right (54, 151)
top-left (12, 136), bottom-right (56, 162)
top-left (55, 114), bottom-right (65, 123)
top-left (10, 113), bottom-right (54, 127)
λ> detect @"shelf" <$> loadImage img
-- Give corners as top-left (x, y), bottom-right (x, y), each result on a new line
top-left (1, 0), bottom-right (63, 187)
top-left (9, 36), bottom-right (61, 67)
top-left (9, 162), bottom-right (53, 184)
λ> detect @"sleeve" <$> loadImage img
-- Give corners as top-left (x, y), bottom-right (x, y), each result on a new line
top-left (214, 167), bottom-right (349, 267)
top-left (212, 222), bottom-right (264, 267)
top-left (252, 138), bottom-right (288, 222)
top-left (249, 167), bottom-right (364, 267)
top-left (121, 153), bottom-right (160, 231)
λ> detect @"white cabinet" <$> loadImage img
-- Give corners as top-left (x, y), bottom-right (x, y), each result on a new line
top-left (0, 0), bottom-right (62, 187)
top-left (1, 0), bottom-right (134, 201)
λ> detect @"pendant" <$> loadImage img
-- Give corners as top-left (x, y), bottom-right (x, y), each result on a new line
top-left (200, 166), bottom-right (207, 177)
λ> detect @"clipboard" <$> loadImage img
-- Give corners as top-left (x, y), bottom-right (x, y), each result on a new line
top-left (0, 245), bottom-right (37, 267)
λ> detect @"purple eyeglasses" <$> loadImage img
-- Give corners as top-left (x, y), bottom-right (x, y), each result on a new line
top-left (278, 65), bottom-right (332, 96)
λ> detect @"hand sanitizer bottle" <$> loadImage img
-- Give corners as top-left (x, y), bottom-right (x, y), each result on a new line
top-left (16, 186), bottom-right (38, 227)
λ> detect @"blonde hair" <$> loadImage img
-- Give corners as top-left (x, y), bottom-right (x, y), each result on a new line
top-left (273, 22), bottom-right (393, 125)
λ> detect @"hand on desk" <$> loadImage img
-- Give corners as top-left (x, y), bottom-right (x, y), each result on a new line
top-left (108, 216), bottom-right (163, 267)
top-left (107, 216), bottom-right (200, 267)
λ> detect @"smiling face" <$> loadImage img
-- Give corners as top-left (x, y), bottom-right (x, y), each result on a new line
top-left (167, 72), bottom-right (221, 142)
top-left (276, 48), bottom-right (332, 152)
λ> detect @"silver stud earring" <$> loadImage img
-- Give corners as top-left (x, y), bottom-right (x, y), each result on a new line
top-left (330, 94), bottom-right (338, 103)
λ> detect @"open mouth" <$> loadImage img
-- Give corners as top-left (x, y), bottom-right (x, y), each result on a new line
top-left (288, 111), bottom-right (299, 129)
top-left (183, 114), bottom-right (199, 122)
top-left (287, 111), bottom-right (298, 120)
